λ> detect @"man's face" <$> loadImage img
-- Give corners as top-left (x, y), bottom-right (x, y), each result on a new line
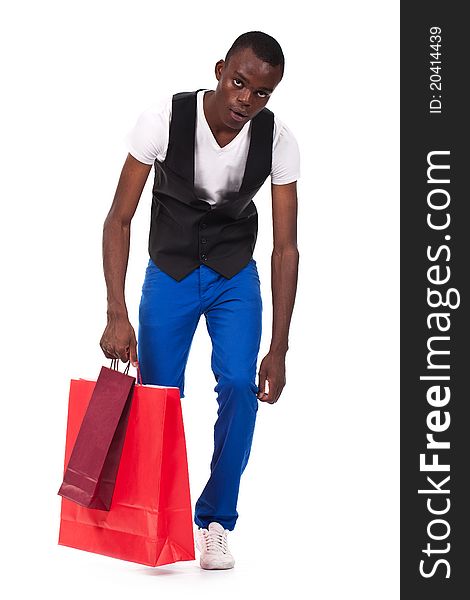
top-left (213, 46), bottom-right (283, 130)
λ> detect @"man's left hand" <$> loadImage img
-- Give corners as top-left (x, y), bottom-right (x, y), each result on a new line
top-left (257, 350), bottom-right (287, 404)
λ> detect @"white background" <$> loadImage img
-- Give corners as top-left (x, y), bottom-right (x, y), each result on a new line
top-left (1, 1), bottom-right (399, 598)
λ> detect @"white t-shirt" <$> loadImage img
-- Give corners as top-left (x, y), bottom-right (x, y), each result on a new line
top-left (124, 89), bottom-right (300, 207)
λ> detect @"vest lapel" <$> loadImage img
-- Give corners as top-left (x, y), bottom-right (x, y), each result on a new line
top-left (239, 107), bottom-right (274, 194)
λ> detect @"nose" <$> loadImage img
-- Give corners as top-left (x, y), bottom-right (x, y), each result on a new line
top-left (237, 88), bottom-right (252, 107)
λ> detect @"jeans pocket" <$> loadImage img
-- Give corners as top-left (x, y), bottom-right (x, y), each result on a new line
top-left (250, 259), bottom-right (261, 284)
top-left (143, 259), bottom-right (162, 293)
top-left (147, 258), bottom-right (161, 273)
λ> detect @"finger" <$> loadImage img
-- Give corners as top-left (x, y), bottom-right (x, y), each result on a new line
top-left (100, 343), bottom-right (117, 359)
top-left (129, 338), bottom-right (139, 367)
top-left (265, 382), bottom-right (275, 404)
top-left (257, 374), bottom-right (267, 399)
top-left (269, 385), bottom-right (279, 404)
top-left (258, 378), bottom-right (270, 402)
top-left (265, 380), bottom-right (279, 404)
top-left (114, 346), bottom-right (128, 363)
top-left (271, 380), bottom-right (281, 403)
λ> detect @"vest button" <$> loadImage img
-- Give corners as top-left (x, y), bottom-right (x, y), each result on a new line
top-left (200, 223), bottom-right (207, 229)
top-left (201, 254), bottom-right (208, 261)
top-left (201, 238), bottom-right (207, 244)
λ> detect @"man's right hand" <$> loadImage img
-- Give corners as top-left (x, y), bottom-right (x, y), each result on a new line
top-left (100, 314), bottom-right (139, 366)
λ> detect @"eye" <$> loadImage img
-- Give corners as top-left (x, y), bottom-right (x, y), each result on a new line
top-left (257, 91), bottom-right (268, 98)
top-left (233, 78), bottom-right (243, 87)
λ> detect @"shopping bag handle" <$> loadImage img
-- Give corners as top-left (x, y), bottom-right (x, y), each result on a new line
top-left (109, 358), bottom-right (143, 385)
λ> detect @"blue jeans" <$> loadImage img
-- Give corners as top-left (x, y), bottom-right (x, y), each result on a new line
top-left (137, 257), bottom-right (262, 531)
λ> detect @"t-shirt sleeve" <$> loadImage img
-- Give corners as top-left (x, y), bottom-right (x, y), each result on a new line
top-left (123, 95), bottom-right (172, 165)
top-left (271, 117), bottom-right (301, 185)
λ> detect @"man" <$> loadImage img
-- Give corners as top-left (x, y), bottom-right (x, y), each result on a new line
top-left (100, 31), bottom-right (300, 570)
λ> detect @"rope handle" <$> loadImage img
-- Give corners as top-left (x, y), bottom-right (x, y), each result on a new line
top-left (109, 358), bottom-right (142, 385)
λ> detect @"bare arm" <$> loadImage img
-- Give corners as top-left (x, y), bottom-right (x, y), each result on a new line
top-left (257, 181), bottom-right (299, 403)
top-left (100, 153), bottom-right (152, 364)
top-left (269, 180), bottom-right (299, 353)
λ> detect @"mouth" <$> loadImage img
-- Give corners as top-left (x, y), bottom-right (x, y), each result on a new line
top-left (229, 108), bottom-right (249, 122)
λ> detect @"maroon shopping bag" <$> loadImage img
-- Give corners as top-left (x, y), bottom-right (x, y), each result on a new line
top-left (57, 359), bottom-right (135, 510)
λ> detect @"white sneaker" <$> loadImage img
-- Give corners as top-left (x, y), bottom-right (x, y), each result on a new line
top-left (195, 522), bottom-right (235, 570)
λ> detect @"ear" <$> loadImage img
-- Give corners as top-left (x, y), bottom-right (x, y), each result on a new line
top-left (214, 59), bottom-right (224, 82)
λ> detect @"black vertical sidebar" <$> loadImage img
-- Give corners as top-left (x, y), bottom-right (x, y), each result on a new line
top-left (401, 3), bottom-right (469, 598)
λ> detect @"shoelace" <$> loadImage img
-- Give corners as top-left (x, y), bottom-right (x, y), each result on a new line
top-left (201, 528), bottom-right (229, 554)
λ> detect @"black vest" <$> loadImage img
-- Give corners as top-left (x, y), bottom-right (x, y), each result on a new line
top-left (148, 89), bottom-right (274, 281)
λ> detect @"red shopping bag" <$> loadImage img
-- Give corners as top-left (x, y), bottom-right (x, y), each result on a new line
top-left (58, 359), bottom-right (135, 510)
top-left (58, 361), bottom-right (195, 567)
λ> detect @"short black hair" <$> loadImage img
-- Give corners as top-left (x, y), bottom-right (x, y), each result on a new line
top-left (225, 31), bottom-right (285, 77)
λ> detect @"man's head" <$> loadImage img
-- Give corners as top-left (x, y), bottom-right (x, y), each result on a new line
top-left (213, 31), bottom-right (284, 130)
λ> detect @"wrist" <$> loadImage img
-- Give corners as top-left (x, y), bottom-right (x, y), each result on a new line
top-left (107, 306), bottom-right (128, 320)
top-left (269, 343), bottom-right (289, 355)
